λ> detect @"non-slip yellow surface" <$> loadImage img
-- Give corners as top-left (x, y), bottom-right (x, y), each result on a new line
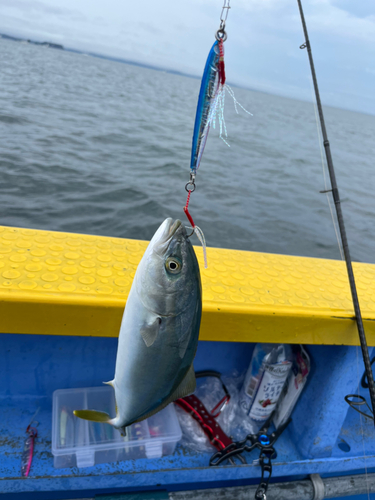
top-left (0, 225), bottom-right (375, 345)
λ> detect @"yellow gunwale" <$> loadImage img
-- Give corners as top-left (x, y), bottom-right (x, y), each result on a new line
top-left (0, 225), bottom-right (374, 345)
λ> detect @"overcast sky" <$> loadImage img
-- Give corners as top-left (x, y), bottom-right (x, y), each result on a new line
top-left (0, 0), bottom-right (374, 115)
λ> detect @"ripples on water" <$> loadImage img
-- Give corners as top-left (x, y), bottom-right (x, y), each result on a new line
top-left (0, 39), bottom-right (374, 263)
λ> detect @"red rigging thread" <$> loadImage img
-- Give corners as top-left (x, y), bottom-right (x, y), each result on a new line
top-left (183, 189), bottom-right (195, 228)
top-left (218, 40), bottom-right (226, 85)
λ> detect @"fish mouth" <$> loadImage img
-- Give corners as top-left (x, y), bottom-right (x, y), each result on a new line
top-left (152, 218), bottom-right (184, 256)
top-left (168, 219), bottom-right (182, 236)
top-left (160, 219), bottom-right (183, 245)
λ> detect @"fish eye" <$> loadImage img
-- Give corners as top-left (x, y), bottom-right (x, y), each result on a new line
top-left (165, 257), bottom-right (182, 274)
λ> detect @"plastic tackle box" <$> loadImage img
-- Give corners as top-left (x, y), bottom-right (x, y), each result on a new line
top-left (52, 385), bottom-right (182, 468)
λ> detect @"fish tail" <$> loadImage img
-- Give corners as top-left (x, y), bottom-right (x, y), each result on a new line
top-left (73, 409), bottom-right (112, 423)
top-left (73, 410), bottom-right (123, 433)
top-left (74, 380), bottom-right (118, 426)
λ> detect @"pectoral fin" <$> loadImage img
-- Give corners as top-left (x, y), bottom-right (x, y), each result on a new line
top-left (140, 317), bottom-right (161, 347)
top-left (179, 334), bottom-right (190, 359)
top-left (174, 314), bottom-right (194, 359)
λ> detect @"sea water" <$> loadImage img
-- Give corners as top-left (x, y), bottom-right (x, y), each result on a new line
top-left (0, 38), bottom-right (374, 263)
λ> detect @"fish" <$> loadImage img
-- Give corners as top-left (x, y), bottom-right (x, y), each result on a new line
top-left (74, 218), bottom-right (202, 434)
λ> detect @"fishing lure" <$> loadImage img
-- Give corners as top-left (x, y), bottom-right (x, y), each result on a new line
top-left (190, 39), bottom-right (226, 176)
top-left (21, 408), bottom-right (40, 477)
top-left (183, 38), bottom-right (227, 267)
top-left (183, 0), bottom-right (250, 268)
top-left (190, 39), bottom-right (252, 177)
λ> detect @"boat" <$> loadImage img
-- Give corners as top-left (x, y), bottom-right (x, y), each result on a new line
top-left (1, 224), bottom-right (375, 498)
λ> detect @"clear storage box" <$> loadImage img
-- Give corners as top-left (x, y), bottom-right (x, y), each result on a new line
top-left (52, 386), bottom-right (182, 468)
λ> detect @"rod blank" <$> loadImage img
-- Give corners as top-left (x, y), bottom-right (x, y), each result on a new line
top-left (296, 0), bottom-right (375, 422)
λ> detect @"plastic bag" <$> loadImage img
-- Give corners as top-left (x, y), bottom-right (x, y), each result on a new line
top-left (174, 371), bottom-right (257, 453)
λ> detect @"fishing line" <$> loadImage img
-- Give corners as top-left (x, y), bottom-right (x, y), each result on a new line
top-left (308, 74), bottom-right (344, 260)
top-left (297, 0), bottom-right (375, 425)
top-left (300, 7), bottom-right (372, 491)
top-left (355, 345), bottom-right (371, 500)
top-left (309, 72), bottom-right (371, 492)
top-left (301, 23), bottom-right (370, 492)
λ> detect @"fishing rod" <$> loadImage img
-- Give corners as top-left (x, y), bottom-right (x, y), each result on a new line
top-left (296, 0), bottom-right (375, 423)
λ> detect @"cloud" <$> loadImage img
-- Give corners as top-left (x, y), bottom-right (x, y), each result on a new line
top-left (0, 0), bottom-right (83, 20)
top-left (330, 0), bottom-right (375, 19)
top-left (0, 0), bottom-right (373, 114)
top-left (306, 0), bottom-right (375, 44)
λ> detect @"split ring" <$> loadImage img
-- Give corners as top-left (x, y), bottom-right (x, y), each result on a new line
top-left (185, 182), bottom-right (196, 193)
top-left (215, 29), bottom-right (228, 42)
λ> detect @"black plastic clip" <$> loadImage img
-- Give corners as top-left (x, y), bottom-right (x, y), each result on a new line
top-left (209, 416), bottom-right (291, 497)
top-left (255, 448), bottom-right (276, 500)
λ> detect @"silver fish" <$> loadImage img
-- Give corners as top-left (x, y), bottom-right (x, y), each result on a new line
top-left (74, 218), bottom-right (202, 433)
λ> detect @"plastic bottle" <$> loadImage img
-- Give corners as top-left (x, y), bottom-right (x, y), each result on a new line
top-left (238, 343), bottom-right (292, 432)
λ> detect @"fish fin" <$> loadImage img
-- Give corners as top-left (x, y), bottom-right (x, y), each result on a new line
top-left (172, 364), bottom-right (196, 399)
top-left (174, 314), bottom-right (191, 359)
top-left (178, 334), bottom-right (190, 359)
top-left (134, 364), bottom-right (196, 424)
top-left (103, 380), bottom-right (114, 387)
top-left (102, 380), bottom-right (118, 415)
top-left (73, 410), bottom-right (111, 423)
top-left (140, 317), bottom-right (161, 347)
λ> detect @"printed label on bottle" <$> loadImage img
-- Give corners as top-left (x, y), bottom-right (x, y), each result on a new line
top-left (248, 362), bottom-right (292, 421)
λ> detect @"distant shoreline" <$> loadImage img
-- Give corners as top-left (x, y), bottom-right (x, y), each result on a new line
top-left (1, 31), bottom-right (372, 117)
top-left (0, 33), bottom-right (64, 50)
top-left (0, 32), bottom-right (200, 82)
